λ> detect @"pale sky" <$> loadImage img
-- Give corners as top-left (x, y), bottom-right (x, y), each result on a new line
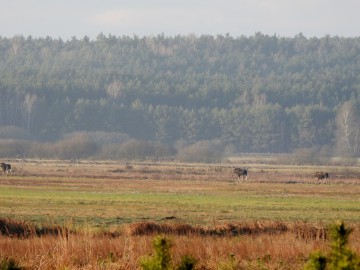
top-left (1, 0), bottom-right (359, 40)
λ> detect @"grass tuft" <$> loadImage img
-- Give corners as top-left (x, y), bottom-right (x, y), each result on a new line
top-left (126, 221), bottom-right (329, 240)
top-left (0, 218), bottom-right (70, 238)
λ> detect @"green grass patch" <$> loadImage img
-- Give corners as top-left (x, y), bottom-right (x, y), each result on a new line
top-left (1, 177), bottom-right (359, 227)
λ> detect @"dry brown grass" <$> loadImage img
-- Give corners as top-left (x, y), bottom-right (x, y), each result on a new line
top-left (6, 158), bottom-right (360, 184)
top-left (0, 218), bottom-right (359, 269)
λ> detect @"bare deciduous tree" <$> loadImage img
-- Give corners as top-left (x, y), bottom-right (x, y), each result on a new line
top-left (106, 80), bottom-right (124, 99)
top-left (336, 101), bottom-right (360, 156)
top-left (23, 93), bottom-right (38, 131)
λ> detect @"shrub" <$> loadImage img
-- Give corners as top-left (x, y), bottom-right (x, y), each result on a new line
top-left (54, 133), bottom-right (98, 159)
top-left (141, 236), bottom-right (173, 270)
top-left (177, 255), bottom-right (197, 270)
top-left (117, 140), bottom-right (175, 160)
top-left (28, 133), bottom-right (98, 159)
top-left (0, 258), bottom-right (22, 270)
top-left (0, 139), bottom-right (31, 158)
top-left (140, 236), bottom-right (196, 270)
top-left (304, 221), bottom-right (360, 270)
top-left (176, 139), bottom-right (225, 163)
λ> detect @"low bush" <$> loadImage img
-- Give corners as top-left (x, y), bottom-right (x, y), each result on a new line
top-left (0, 258), bottom-right (22, 270)
top-left (140, 236), bottom-right (196, 270)
top-left (176, 140), bottom-right (225, 163)
top-left (304, 221), bottom-right (360, 269)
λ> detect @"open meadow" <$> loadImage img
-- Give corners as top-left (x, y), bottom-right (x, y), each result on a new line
top-left (0, 158), bottom-right (359, 269)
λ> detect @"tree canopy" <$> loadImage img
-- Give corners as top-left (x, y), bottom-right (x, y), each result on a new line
top-left (1, 33), bottom-right (360, 156)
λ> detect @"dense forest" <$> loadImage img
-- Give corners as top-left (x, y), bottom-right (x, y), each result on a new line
top-left (1, 33), bottom-right (360, 160)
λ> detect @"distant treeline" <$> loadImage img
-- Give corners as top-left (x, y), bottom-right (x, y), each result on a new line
top-left (1, 33), bottom-right (360, 158)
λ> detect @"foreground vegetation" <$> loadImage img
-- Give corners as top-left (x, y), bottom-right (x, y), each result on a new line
top-left (0, 159), bottom-right (359, 269)
top-left (0, 218), bottom-right (359, 269)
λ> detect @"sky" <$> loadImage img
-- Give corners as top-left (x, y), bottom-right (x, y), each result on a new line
top-left (1, 0), bottom-right (360, 40)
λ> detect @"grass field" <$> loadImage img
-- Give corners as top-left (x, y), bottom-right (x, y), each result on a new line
top-left (0, 159), bottom-right (359, 269)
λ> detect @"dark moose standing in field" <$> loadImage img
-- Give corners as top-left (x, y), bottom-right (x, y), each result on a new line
top-left (0, 162), bottom-right (11, 175)
top-left (314, 171), bottom-right (329, 185)
top-left (233, 167), bottom-right (248, 182)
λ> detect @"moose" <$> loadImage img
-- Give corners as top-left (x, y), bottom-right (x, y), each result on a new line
top-left (0, 162), bottom-right (12, 175)
top-left (314, 171), bottom-right (330, 185)
top-left (232, 167), bottom-right (248, 182)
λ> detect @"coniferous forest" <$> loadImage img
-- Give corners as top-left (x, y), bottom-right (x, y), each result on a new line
top-left (1, 33), bottom-right (360, 160)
